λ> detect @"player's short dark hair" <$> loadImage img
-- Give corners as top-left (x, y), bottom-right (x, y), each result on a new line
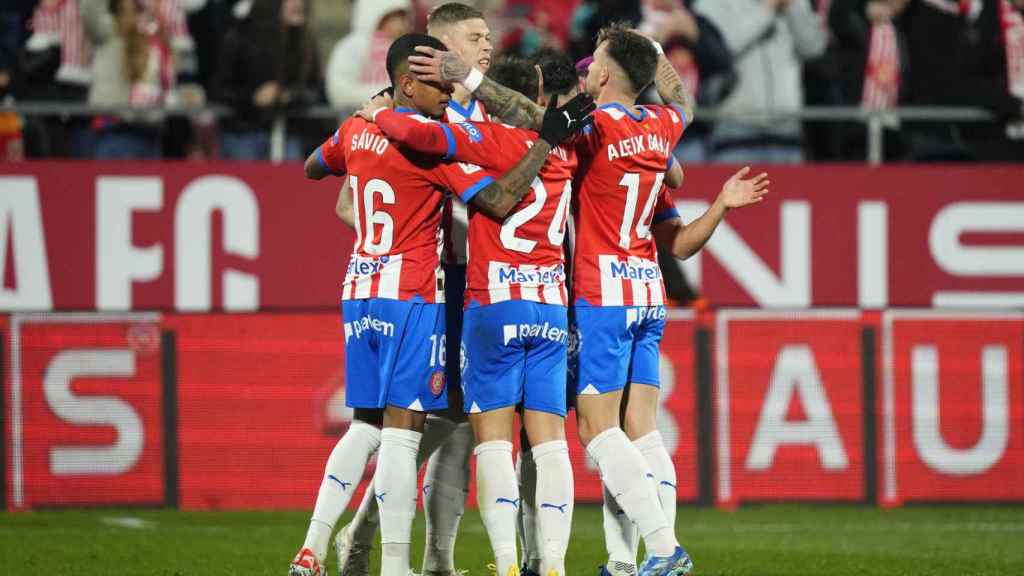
top-left (487, 55), bottom-right (540, 101)
top-left (386, 33), bottom-right (448, 85)
top-left (596, 22), bottom-right (658, 94)
top-left (528, 47), bottom-right (577, 97)
top-left (427, 2), bottom-right (485, 32)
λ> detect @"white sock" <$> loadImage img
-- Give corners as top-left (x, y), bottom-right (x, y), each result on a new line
top-left (602, 485), bottom-right (638, 574)
top-left (377, 428), bottom-right (423, 576)
top-left (533, 440), bottom-right (573, 576)
top-left (475, 440), bottom-right (520, 576)
top-left (423, 421), bottom-right (473, 573)
top-left (303, 420), bottom-right (381, 560)
top-left (517, 449), bottom-right (541, 573)
top-left (586, 428), bottom-right (677, 558)
top-left (346, 417), bottom-right (455, 549)
top-left (347, 483), bottom-right (379, 547)
top-left (634, 431), bottom-right (677, 531)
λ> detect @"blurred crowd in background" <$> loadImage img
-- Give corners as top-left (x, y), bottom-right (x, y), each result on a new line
top-left (1, 0), bottom-right (1022, 163)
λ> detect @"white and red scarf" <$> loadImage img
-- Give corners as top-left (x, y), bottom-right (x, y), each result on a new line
top-left (1000, 0), bottom-right (1024, 100)
top-left (862, 21), bottom-right (901, 109)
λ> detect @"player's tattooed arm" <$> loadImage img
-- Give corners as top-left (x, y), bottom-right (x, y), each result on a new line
top-left (653, 52), bottom-right (696, 125)
top-left (470, 141), bottom-right (553, 220)
top-left (654, 166), bottom-right (769, 259)
top-left (473, 75), bottom-right (545, 130)
top-left (409, 46), bottom-right (545, 130)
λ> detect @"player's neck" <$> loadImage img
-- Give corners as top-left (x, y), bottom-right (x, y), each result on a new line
top-left (596, 88), bottom-right (639, 111)
top-left (394, 95), bottom-right (425, 116)
top-left (452, 85), bottom-right (473, 109)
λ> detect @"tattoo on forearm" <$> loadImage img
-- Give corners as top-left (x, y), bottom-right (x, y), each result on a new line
top-left (441, 52), bottom-right (470, 84)
top-left (474, 142), bottom-right (551, 216)
top-left (655, 58), bottom-right (695, 122)
top-left (475, 77), bottom-right (545, 130)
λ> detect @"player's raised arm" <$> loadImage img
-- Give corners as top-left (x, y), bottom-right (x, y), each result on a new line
top-left (305, 124), bottom-right (348, 180)
top-left (304, 147), bottom-right (332, 180)
top-left (648, 36), bottom-right (696, 125)
top-left (467, 94), bottom-right (594, 219)
top-left (653, 166), bottom-right (769, 259)
top-left (409, 46), bottom-right (546, 131)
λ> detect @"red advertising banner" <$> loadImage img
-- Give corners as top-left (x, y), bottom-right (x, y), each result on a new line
top-left (881, 311), bottom-right (1024, 505)
top-left (6, 310), bottom-right (1023, 510)
top-left (715, 311), bottom-right (864, 505)
top-left (2, 164), bottom-right (1022, 312)
top-left (9, 314), bottom-right (166, 509)
top-left (4, 311), bottom-right (699, 511)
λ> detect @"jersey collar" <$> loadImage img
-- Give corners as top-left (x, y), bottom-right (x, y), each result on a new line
top-left (599, 102), bottom-right (647, 122)
top-left (394, 106), bottom-right (417, 115)
top-left (446, 97), bottom-right (477, 119)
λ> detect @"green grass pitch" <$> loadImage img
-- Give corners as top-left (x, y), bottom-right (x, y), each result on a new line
top-left (2, 504), bottom-right (1022, 575)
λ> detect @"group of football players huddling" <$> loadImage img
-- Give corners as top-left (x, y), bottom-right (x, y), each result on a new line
top-left (291, 4), bottom-right (769, 576)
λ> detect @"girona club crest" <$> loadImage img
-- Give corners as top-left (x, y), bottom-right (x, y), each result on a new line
top-left (429, 370), bottom-right (446, 397)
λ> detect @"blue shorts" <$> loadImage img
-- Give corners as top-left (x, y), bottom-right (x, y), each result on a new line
top-left (462, 301), bottom-right (569, 416)
top-left (342, 297), bottom-right (448, 412)
top-left (571, 305), bottom-right (666, 396)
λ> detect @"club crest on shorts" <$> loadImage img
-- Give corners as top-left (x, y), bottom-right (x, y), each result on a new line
top-left (429, 370), bottom-right (445, 397)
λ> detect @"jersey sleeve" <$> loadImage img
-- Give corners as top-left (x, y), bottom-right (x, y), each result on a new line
top-left (375, 109), bottom-right (456, 159)
top-left (656, 103), bottom-right (688, 148)
top-left (444, 121), bottom-right (523, 171)
top-left (433, 161), bottom-right (497, 205)
top-left (573, 116), bottom-right (602, 159)
top-left (652, 186), bottom-right (680, 225)
top-left (317, 119), bottom-right (350, 175)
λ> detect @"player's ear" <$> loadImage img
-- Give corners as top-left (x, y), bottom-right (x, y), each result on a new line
top-left (399, 74), bottom-right (417, 99)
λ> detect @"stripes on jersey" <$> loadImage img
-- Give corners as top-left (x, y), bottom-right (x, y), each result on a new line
top-left (442, 99), bottom-right (490, 265)
top-left (342, 254), bottom-right (447, 304)
top-left (484, 261), bottom-right (568, 306)
top-left (596, 255), bottom-right (666, 307)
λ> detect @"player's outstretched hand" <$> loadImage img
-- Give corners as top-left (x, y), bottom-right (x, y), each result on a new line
top-left (538, 93), bottom-right (596, 146)
top-left (409, 46), bottom-right (470, 86)
top-left (719, 166), bottom-right (770, 209)
top-left (354, 90), bottom-right (394, 122)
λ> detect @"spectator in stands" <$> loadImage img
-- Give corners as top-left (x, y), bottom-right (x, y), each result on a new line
top-left (895, 0), bottom-right (976, 160)
top-left (1, 44), bottom-right (24, 162)
top-left (568, 0), bottom-right (643, 61)
top-left (21, 0), bottom-right (94, 157)
top-left (693, 0), bottom-right (827, 164)
top-left (324, 0), bottom-right (411, 108)
top-left (958, 0), bottom-right (1024, 161)
top-left (213, 0), bottom-right (323, 160)
top-left (82, 0), bottom-right (179, 158)
top-left (639, 0), bottom-right (734, 162)
top-left (801, 0), bottom-right (844, 161)
top-left (829, 0), bottom-right (911, 160)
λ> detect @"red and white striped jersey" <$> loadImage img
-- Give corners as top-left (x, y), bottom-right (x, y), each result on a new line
top-left (29, 0), bottom-right (93, 86)
top-left (572, 103), bottom-right (687, 307)
top-left (318, 110), bottom-right (491, 303)
top-left (441, 98), bottom-right (491, 265)
top-left (441, 120), bottom-right (576, 308)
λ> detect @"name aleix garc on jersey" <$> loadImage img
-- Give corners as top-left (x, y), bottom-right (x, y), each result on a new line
top-left (606, 133), bottom-right (671, 161)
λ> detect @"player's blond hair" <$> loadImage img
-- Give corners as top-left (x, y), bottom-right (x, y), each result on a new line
top-left (426, 2), bottom-right (485, 35)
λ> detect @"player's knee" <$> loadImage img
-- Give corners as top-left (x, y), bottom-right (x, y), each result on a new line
top-left (622, 408), bottom-right (656, 441)
top-left (576, 413), bottom-right (613, 447)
